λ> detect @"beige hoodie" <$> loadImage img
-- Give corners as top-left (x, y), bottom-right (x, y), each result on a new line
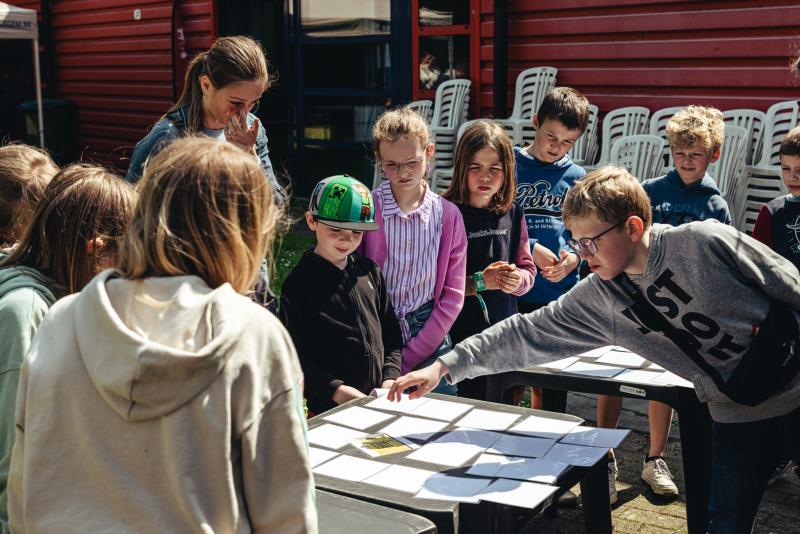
top-left (8, 270), bottom-right (317, 533)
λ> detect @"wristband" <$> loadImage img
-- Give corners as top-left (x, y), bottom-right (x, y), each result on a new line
top-left (473, 271), bottom-right (486, 292)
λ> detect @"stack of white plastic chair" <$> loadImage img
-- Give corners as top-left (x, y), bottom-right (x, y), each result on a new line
top-left (429, 79), bottom-right (471, 175)
top-left (586, 106), bottom-right (650, 172)
top-left (430, 119), bottom-right (494, 194)
top-left (407, 99), bottom-right (434, 125)
top-left (648, 106), bottom-right (684, 173)
top-left (735, 100), bottom-right (799, 232)
top-left (495, 67), bottom-right (558, 147)
top-left (708, 125), bottom-right (748, 221)
top-left (568, 104), bottom-right (599, 166)
top-left (723, 109), bottom-right (766, 167)
top-left (607, 134), bottom-right (665, 182)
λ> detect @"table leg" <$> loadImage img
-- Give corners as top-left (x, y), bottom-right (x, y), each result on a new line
top-left (676, 398), bottom-right (712, 534)
top-left (580, 459), bottom-right (612, 534)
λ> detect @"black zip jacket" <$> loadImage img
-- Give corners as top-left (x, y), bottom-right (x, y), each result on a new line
top-left (279, 250), bottom-right (402, 414)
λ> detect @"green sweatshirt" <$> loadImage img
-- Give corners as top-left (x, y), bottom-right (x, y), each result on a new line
top-left (0, 264), bottom-right (58, 533)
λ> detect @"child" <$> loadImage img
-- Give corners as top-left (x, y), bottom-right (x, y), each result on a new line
top-left (8, 138), bottom-right (316, 533)
top-left (0, 164), bottom-right (135, 531)
top-left (442, 121), bottom-right (536, 400)
top-left (0, 144), bottom-right (59, 249)
top-left (597, 105), bottom-right (732, 500)
top-left (361, 106), bottom-right (467, 394)
top-left (642, 105), bottom-right (731, 225)
top-left (391, 165), bottom-right (800, 534)
top-left (280, 174), bottom-right (403, 415)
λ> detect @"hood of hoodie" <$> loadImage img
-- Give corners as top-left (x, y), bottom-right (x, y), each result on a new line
top-left (73, 269), bottom-right (249, 421)
top-left (665, 169), bottom-right (723, 195)
top-left (0, 263), bottom-right (59, 305)
top-left (514, 145), bottom-right (575, 170)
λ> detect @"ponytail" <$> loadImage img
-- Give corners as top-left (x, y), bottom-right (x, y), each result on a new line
top-left (165, 52), bottom-right (208, 132)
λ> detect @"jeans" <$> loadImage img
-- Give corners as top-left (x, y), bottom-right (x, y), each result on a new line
top-left (405, 300), bottom-right (457, 396)
top-left (708, 406), bottom-right (800, 533)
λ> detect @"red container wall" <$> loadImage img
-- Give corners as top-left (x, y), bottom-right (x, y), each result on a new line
top-left (50, 0), bottom-right (215, 167)
top-left (478, 0), bottom-right (800, 118)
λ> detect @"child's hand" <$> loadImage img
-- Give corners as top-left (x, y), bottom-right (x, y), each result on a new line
top-left (482, 261), bottom-right (510, 290)
top-left (532, 243), bottom-right (559, 270)
top-left (380, 379), bottom-right (396, 390)
top-left (388, 360), bottom-right (449, 400)
top-left (332, 384), bottom-right (367, 405)
top-left (497, 264), bottom-right (522, 294)
top-left (541, 250), bottom-right (579, 283)
top-left (225, 109), bottom-right (259, 155)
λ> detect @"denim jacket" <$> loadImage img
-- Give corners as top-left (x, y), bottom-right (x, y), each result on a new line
top-left (125, 105), bottom-right (284, 203)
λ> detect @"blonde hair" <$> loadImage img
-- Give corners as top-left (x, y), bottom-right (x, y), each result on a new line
top-left (666, 105), bottom-right (725, 151)
top-left (372, 106), bottom-right (430, 160)
top-left (0, 143), bottom-right (59, 246)
top-left (166, 36), bottom-right (272, 132)
top-left (118, 137), bottom-right (278, 294)
top-left (443, 121), bottom-right (516, 213)
top-left (563, 166), bottom-right (652, 228)
top-left (0, 164), bottom-right (135, 294)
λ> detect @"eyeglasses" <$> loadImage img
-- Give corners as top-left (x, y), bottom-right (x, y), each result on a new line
top-left (567, 219), bottom-right (626, 257)
top-left (381, 156), bottom-right (425, 176)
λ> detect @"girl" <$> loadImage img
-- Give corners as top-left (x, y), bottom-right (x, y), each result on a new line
top-left (125, 35), bottom-right (284, 203)
top-left (0, 164), bottom-right (134, 530)
top-left (442, 120), bottom-right (537, 400)
top-left (0, 143), bottom-right (59, 250)
top-left (8, 137), bottom-right (316, 533)
top-left (360, 106), bottom-right (467, 395)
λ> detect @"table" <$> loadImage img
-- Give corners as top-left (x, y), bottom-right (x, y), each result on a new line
top-left (485, 353), bottom-right (713, 534)
top-left (308, 394), bottom-right (612, 534)
top-left (317, 489), bottom-right (437, 534)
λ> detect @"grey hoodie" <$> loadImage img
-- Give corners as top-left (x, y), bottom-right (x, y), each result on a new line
top-left (9, 270), bottom-right (317, 533)
top-left (441, 221), bottom-right (800, 423)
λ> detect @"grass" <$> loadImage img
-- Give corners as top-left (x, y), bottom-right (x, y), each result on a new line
top-left (270, 231), bottom-right (315, 296)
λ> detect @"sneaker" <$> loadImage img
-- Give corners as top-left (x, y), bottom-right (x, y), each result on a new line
top-left (608, 459), bottom-right (619, 505)
top-left (768, 460), bottom-right (794, 486)
top-left (641, 457), bottom-right (679, 496)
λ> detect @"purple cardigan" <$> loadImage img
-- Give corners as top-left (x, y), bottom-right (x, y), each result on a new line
top-left (360, 193), bottom-right (467, 374)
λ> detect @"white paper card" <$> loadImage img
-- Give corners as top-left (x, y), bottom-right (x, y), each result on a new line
top-left (487, 434), bottom-right (557, 458)
top-left (577, 346), bottom-right (615, 359)
top-left (465, 453), bottom-right (512, 477)
top-left (365, 393), bottom-right (431, 414)
top-left (433, 428), bottom-right (505, 450)
top-left (652, 371), bottom-right (694, 388)
top-left (543, 443), bottom-right (609, 466)
top-left (596, 350), bottom-right (647, 368)
top-left (415, 473), bottom-right (493, 503)
top-left (322, 406), bottom-right (395, 431)
top-left (476, 478), bottom-right (558, 509)
top-left (308, 424), bottom-right (368, 450)
top-left (509, 415), bottom-right (582, 439)
top-left (537, 356), bottom-right (580, 370)
top-left (378, 415), bottom-right (449, 442)
top-left (363, 464), bottom-right (437, 494)
top-left (308, 446), bottom-right (338, 468)
top-left (312, 454), bottom-right (389, 482)
top-left (562, 361), bottom-right (626, 378)
top-left (559, 426), bottom-right (630, 449)
top-left (611, 368), bottom-right (663, 385)
top-left (497, 457), bottom-right (569, 484)
top-left (406, 442), bottom-right (482, 467)
top-left (409, 398), bottom-right (473, 422)
top-left (647, 362), bottom-right (665, 371)
top-left (455, 409), bottom-right (521, 431)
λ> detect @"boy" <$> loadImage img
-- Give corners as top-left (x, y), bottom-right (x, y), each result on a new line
top-left (390, 166), bottom-right (800, 533)
top-left (642, 105), bottom-right (731, 226)
top-left (280, 175), bottom-right (402, 415)
top-left (598, 105), bottom-right (732, 499)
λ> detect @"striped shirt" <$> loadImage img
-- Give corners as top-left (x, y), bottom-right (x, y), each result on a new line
top-left (376, 180), bottom-right (443, 343)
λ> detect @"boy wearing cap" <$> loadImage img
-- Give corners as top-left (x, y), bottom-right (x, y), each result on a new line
top-left (279, 175), bottom-right (403, 414)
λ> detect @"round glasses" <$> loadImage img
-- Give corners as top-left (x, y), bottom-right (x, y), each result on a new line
top-left (567, 219), bottom-right (626, 257)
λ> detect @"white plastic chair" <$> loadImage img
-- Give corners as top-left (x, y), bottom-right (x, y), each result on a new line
top-left (708, 125), bottom-right (748, 200)
top-left (723, 109), bottom-right (766, 166)
top-left (589, 106), bottom-right (650, 171)
top-left (407, 99), bottom-right (434, 125)
top-left (607, 134), bottom-right (665, 182)
top-left (735, 167), bottom-right (787, 234)
top-left (757, 100), bottom-right (799, 166)
top-left (568, 104), bottom-right (599, 166)
top-left (429, 79), bottom-right (472, 175)
top-left (496, 67), bottom-right (558, 147)
top-left (649, 106), bottom-right (684, 172)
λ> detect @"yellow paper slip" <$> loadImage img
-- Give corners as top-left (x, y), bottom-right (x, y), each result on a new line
top-left (350, 433), bottom-right (419, 458)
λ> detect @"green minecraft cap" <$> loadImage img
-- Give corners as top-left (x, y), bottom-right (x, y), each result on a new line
top-left (308, 175), bottom-right (379, 231)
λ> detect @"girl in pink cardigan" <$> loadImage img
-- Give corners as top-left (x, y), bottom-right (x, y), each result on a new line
top-left (360, 107), bottom-right (467, 394)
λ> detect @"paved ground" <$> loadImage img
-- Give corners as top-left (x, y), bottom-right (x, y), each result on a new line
top-left (518, 392), bottom-right (800, 533)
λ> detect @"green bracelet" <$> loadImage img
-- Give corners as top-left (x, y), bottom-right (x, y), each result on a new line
top-left (473, 271), bottom-right (486, 292)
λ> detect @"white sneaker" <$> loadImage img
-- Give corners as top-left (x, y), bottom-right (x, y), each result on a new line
top-left (608, 459), bottom-right (618, 505)
top-left (641, 457), bottom-right (679, 496)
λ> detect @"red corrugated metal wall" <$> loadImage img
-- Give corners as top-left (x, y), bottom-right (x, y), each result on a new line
top-left (479, 0), bottom-right (800, 118)
top-left (49, 0), bottom-right (215, 167)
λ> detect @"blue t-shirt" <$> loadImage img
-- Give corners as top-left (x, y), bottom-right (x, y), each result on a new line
top-left (514, 147), bottom-right (586, 304)
top-left (641, 169), bottom-right (731, 226)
